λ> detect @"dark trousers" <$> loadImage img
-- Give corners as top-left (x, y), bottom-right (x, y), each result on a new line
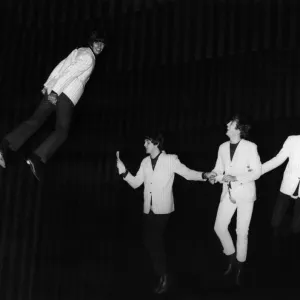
top-left (271, 192), bottom-right (300, 234)
top-left (4, 93), bottom-right (74, 163)
top-left (143, 210), bottom-right (170, 276)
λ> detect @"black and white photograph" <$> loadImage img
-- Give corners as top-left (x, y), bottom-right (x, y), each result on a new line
top-left (0, 1), bottom-right (300, 299)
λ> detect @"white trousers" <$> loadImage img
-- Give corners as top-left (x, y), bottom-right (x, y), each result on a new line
top-left (214, 195), bottom-right (254, 262)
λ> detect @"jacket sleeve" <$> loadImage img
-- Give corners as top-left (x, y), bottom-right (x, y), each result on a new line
top-left (172, 155), bottom-right (205, 181)
top-left (44, 50), bottom-right (76, 87)
top-left (44, 60), bottom-right (65, 86)
top-left (212, 146), bottom-right (225, 183)
top-left (235, 144), bottom-right (262, 184)
top-left (123, 162), bottom-right (145, 189)
top-left (262, 137), bottom-right (290, 175)
top-left (51, 52), bottom-right (94, 95)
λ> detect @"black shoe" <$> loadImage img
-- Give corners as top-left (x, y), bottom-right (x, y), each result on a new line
top-left (224, 253), bottom-right (236, 276)
top-left (26, 154), bottom-right (44, 181)
top-left (154, 274), bottom-right (169, 294)
top-left (235, 261), bottom-right (244, 286)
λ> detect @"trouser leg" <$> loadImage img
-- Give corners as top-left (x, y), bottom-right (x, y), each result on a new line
top-left (214, 196), bottom-right (237, 257)
top-left (34, 93), bottom-right (74, 163)
top-left (235, 201), bottom-right (254, 262)
top-left (291, 199), bottom-right (300, 233)
top-left (271, 192), bottom-right (291, 232)
top-left (4, 95), bottom-right (55, 151)
top-left (143, 211), bottom-right (170, 276)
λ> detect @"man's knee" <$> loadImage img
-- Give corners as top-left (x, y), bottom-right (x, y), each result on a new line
top-left (214, 222), bottom-right (226, 235)
top-left (291, 222), bottom-right (300, 234)
top-left (25, 118), bottom-right (43, 128)
top-left (55, 126), bottom-right (70, 140)
top-left (236, 226), bottom-right (249, 239)
top-left (143, 235), bottom-right (156, 252)
top-left (56, 119), bottom-right (71, 131)
top-left (271, 214), bottom-right (282, 229)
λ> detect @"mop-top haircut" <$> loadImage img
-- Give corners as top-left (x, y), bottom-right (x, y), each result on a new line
top-left (145, 132), bottom-right (164, 151)
top-left (231, 114), bottom-right (251, 139)
top-left (88, 30), bottom-right (106, 47)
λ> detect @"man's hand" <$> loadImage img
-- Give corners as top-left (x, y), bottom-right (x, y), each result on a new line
top-left (222, 175), bottom-right (237, 183)
top-left (41, 87), bottom-right (47, 95)
top-left (116, 151), bottom-right (126, 175)
top-left (203, 171), bottom-right (217, 185)
top-left (48, 92), bottom-right (58, 105)
top-left (204, 171), bottom-right (217, 180)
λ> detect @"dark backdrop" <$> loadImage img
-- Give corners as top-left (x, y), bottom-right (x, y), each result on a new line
top-left (0, 0), bottom-right (300, 299)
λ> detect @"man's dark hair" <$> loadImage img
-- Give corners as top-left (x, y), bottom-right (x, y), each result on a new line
top-left (231, 114), bottom-right (251, 139)
top-left (88, 30), bottom-right (106, 47)
top-left (145, 132), bottom-right (164, 151)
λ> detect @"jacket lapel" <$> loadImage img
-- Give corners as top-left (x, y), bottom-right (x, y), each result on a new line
top-left (152, 153), bottom-right (163, 173)
top-left (145, 157), bottom-right (153, 175)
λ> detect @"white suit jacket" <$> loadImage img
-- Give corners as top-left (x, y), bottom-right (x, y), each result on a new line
top-left (212, 139), bottom-right (262, 203)
top-left (262, 135), bottom-right (300, 198)
top-left (124, 152), bottom-right (205, 214)
top-left (44, 47), bottom-right (96, 106)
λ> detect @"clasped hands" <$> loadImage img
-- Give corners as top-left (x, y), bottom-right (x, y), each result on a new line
top-left (203, 172), bottom-right (217, 184)
top-left (41, 87), bottom-right (58, 105)
top-left (47, 92), bottom-right (58, 105)
top-left (203, 172), bottom-right (237, 185)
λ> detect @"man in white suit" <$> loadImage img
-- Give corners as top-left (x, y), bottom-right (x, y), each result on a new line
top-left (0, 31), bottom-right (105, 180)
top-left (262, 136), bottom-right (300, 237)
top-left (209, 115), bottom-right (261, 285)
top-left (116, 132), bottom-right (214, 294)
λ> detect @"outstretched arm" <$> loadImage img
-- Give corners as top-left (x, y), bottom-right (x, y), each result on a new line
top-left (172, 155), bottom-right (206, 181)
top-left (116, 151), bottom-right (144, 189)
top-left (262, 137), bottom-right (290, 175)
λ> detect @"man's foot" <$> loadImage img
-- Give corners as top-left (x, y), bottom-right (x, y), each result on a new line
top-left (26, 155), bottom-right (44, 181)
top-left (224, 253), bottom-right (236, 276)
top-left (154, 274), bottom-right (169, 294)
top-left (235, 261), bottom-right (244, 286)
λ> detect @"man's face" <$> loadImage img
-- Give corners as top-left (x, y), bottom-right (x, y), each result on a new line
top-left (144, 139), bottom-right (156, 154)
top-left (226, 120), bottom-right (240, 138)
top-left (92, 41), bottom-right (105, 55)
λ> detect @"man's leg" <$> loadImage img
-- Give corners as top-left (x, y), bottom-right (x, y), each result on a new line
top-left (0, 95), bottom-right (54, 167)
top-left (291, 199), bottom-right (300, 234)
top-left (233, 200), bottom-right (254, 286)
top-left (143, 211), bottom-right (170, 293)
top-left (214, 196), bottom-right (237, 257)
top-left (271, 192), bottom-right (291, 236)
top-left (235, 201), bottom-right (254, 263)
top-left (33, 93), bottom-right (74, 163)
top-left (290, 200), bottom-right (300, 278)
